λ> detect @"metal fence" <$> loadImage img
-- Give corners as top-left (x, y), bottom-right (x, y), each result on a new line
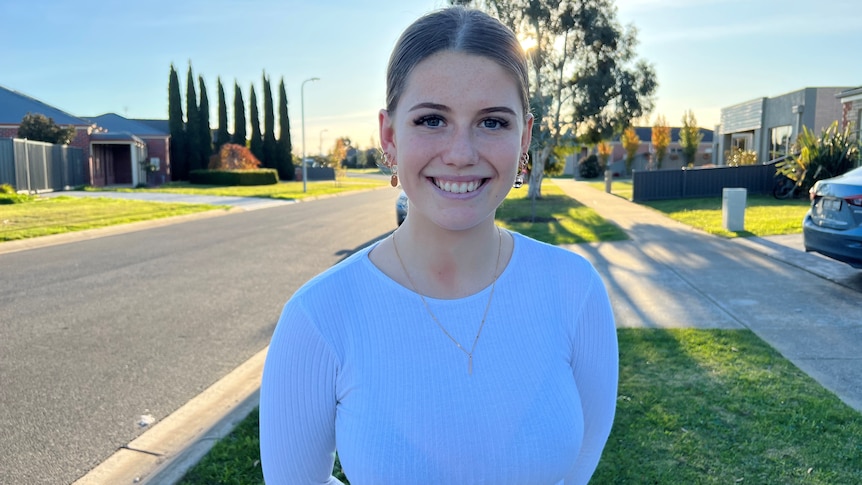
top-left (632, 163), bottom-right (777, 202)
top-left (0, 138), bottom-right (86, 193)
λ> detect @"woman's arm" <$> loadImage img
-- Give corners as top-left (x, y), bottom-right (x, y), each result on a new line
top-left (566, 271), bottom-right (619, 485)
top-left (260, 302), bottom-right (344, 485)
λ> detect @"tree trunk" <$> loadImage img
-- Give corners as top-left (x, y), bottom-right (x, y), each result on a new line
top-left (527, 146), bottom-right (552, 199)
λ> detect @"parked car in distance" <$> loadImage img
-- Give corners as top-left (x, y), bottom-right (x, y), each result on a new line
top-left (396, 191), bottom-right (408, 226)
top-left (803, 166), bottom-right (862, 268)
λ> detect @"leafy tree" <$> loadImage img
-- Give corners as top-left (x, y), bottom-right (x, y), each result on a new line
top-left (249, 84), bottom-right (263, 162)
top-left (168, 64), bottom-right (187, 180)
top-left (679, 109), bottom-right (703, 167)
top-left (454, 0), bottom-right (657, 198)
top-left (276, 78), bottom-right (294, 180)
top-left (232, 82), bottom-right (247, 146)
top-left (651, 114), bottom-right (670, 170)
top-left (621, 126), bottom-right (640, 175)
top-left (262, 74), bottom-right (277, 170)
top-left (16, 113), bottom-right (76, 144)
top-left (198, 75), bottom-right (212, 169)
top-left (215, 77), bottom-right (230, 151)
top-left (185, 64), bottom-right (201, 173)
top-left (597, 140), bottom-right (612, 170)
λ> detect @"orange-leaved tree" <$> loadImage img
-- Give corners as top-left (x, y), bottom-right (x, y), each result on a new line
top-left (651, 115), bottom-right (671, 170)
top-left (209, 143), bottom-right (262, 170)
top-left (621, 127), bottom-right (641, 175)
top-left (597, 141), bottom-right (613, 170)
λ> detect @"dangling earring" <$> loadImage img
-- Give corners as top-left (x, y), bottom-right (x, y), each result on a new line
top-left (514, 152), bottom-right (528, 188)
top-left (390, 163), bottom-right (398, 188)
top-left (378, 151), bottom-right (399, 188)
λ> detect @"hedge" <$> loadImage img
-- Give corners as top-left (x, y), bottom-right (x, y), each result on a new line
top-left (189, 169), bottom-right (279, 186)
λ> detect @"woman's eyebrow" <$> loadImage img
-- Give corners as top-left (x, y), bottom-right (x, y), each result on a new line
top-left (407, 102), bottom-right (450, 112)
top-left (478, 106), bottom-right (517, 116)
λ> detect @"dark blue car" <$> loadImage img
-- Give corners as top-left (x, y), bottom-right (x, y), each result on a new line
top-left (803, 166), bottom-right (862, 268)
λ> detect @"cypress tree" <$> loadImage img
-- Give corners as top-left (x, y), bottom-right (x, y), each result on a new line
top-left (262, 73), bottom-right (277, 170)
top-left (249, 84), bottom-right (263, 162)
top-left (216, 77), bottom-right (229, 152)
top-left (276, 78), bottom-right (294, 180)
top-left (198, 76), bottom-right (212, 169)
top-left (232, 82), bottom-right (246, 146)
top-left (168, 64), bottom-right (187, 181)
top-left (185, 64), bottom-right (201, 173)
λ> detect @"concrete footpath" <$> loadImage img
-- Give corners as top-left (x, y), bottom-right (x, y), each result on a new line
top-left (552, 178), bottom-right (862, 414)
top-left (30, 183), bottom-right (862, 483)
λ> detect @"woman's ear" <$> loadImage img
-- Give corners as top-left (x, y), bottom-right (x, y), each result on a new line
top-left (379, 109), bottom-right (395, 155)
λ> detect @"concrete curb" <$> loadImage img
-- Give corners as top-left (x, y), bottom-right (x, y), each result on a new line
top-left (73, 348), bottom-right (266, 485)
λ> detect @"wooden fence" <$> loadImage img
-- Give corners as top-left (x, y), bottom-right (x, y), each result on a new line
top-left (631, 163), bottom-right (778, 202)
top-left (0, 138), bottom-right (86, 193)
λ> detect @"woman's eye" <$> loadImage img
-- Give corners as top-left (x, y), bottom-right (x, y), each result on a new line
top-left (482, 118), bottom-right (509, 129)
top-left (414, 115), bottom-right (443, 128)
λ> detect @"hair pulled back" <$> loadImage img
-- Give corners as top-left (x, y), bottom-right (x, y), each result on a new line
top-left (385, 7), bottom-right (530, 118)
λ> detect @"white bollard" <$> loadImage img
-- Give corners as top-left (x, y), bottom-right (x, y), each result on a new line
top-left (722, 188), bottom-right (746, 232)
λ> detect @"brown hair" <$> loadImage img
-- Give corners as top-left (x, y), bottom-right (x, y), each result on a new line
top-left (385, 7), bottom-right (530, 118)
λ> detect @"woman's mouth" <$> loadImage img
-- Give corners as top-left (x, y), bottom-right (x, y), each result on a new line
top-left (431, 178), bottom-right (488, 194)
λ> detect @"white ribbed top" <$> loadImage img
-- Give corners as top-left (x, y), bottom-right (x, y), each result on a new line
top-left (260, 231), bottom-right (618, 485)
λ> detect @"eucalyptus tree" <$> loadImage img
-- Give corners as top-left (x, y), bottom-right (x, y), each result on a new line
top-left (451, 0), bottom-right (656, 198)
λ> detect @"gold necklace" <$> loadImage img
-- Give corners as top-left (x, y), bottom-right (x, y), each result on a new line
top-left (392, 228), bottom-right (503, 375)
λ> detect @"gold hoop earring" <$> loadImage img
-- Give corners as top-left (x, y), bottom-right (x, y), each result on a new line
top-left (514, 153), bottom-right (528, 188)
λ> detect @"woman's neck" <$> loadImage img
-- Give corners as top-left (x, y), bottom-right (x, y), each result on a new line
top-left (392, 218), bottom-right (505, 299)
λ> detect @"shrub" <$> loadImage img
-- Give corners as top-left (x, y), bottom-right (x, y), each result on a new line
top-left (579, 154), bottom-right (601, 179)
top-left (189, 169), bottom-right (278, 186)
top-left (0, 184), bottom-right (34, 204)
top-left (725, 147), bottom-right (758, 166)
top-left (777, 121), bottom-right (860, 193)
top-left (209, 143), bottom-right (262, 170)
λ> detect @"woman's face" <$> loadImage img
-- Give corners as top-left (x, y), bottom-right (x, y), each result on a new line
top-left (380, 50), bottom-right (532, 232)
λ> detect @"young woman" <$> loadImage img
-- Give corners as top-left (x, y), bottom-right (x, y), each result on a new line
top-left (260, 7), bottom-right (618, 485)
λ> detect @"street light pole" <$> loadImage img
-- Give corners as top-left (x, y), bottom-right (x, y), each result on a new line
top-left (301, 77), bottom-right (320, 193)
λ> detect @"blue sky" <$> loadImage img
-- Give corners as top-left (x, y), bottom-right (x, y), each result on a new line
top-left (2, 0), bottom-right (860, 153)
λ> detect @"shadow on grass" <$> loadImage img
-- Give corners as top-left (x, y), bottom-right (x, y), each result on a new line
top-left (498, 194), bottom-right (628, 244)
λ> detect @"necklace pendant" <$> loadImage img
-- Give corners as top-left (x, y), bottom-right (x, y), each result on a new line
top-left (468, 355), bottom-right (473, 375)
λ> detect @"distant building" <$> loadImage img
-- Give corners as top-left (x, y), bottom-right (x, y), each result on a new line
top-left (837, 86), bottom-right (862, 142)
top-left (0, 84), bottom-right (172, 187)
top-left (715, 87), bottom-right (851, 165)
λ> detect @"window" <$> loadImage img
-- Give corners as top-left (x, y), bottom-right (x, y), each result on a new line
top-left (731, 133), bottom-right (753, 151)
top-left (768, 125), bottom-right (793, 162)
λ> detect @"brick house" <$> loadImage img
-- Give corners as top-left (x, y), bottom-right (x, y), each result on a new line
top-left (0, 84), bottom-right (171, 187)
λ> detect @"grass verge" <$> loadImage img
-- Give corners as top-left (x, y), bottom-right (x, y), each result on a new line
top-left (587, 179), bottom-right (810, 237)
top-left (0, 197), bottom-right (220, 241)
top-left (179, 329), bottom-right (862, 485)
top-left (93, 178), bottom-right (388, 200)
top-left (496, 182), bottom-right (628, 244)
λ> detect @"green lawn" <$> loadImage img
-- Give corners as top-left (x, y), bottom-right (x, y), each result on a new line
top-left (93, 178), bottom-right (388, 200)
top-left (179, 329), bottom-right (862, 485)
top-left (587, 179), bottom-right (810, 237)
top-left (0, 196), bottom-right (221, 241)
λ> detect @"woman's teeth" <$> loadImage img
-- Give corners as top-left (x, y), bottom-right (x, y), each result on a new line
top-left (434, 179), bottom-right (482, 194)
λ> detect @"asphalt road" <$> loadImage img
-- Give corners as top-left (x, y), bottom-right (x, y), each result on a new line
top-left (0, 188), bottom-right (399, 484)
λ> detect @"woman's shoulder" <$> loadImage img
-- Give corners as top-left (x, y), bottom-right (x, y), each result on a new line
top-left (511, 231), bottom-right (595, 271)
top-left (291, 244), bottom-right (379, 300)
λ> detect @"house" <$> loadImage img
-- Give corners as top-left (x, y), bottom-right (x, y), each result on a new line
top-left (564, 126), bottom-right (715, 176)
top-left (715, 87), bottom-right (851, 165)
top-left (837, 86), bottom-right (862, 141)
top-left (0, 84), bottom-right (171, 188)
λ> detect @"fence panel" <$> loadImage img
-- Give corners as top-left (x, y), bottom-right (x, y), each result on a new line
top-left (0, 138), bottom-right (84, 192)
top-left (632, 164), bottom-right (778, 202)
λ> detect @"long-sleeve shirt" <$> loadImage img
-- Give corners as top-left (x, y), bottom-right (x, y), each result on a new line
top-left (260, 231), bottom-right (618, 485)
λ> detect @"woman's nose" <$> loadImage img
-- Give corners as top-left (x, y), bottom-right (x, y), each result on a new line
top-left (443, 126), bottom-right (478, 167)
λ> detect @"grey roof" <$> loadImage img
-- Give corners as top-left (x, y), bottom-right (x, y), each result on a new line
top-left (837, 86), bottom-right (862, 99)
top-left (133, 119), bottom-right (170, 134)
top-left (90, 131), bottom-right (145, 144)
top-left (86, 113), bottom-right (169, 137)
top-left (0, 84), bottom-right (91, 126)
